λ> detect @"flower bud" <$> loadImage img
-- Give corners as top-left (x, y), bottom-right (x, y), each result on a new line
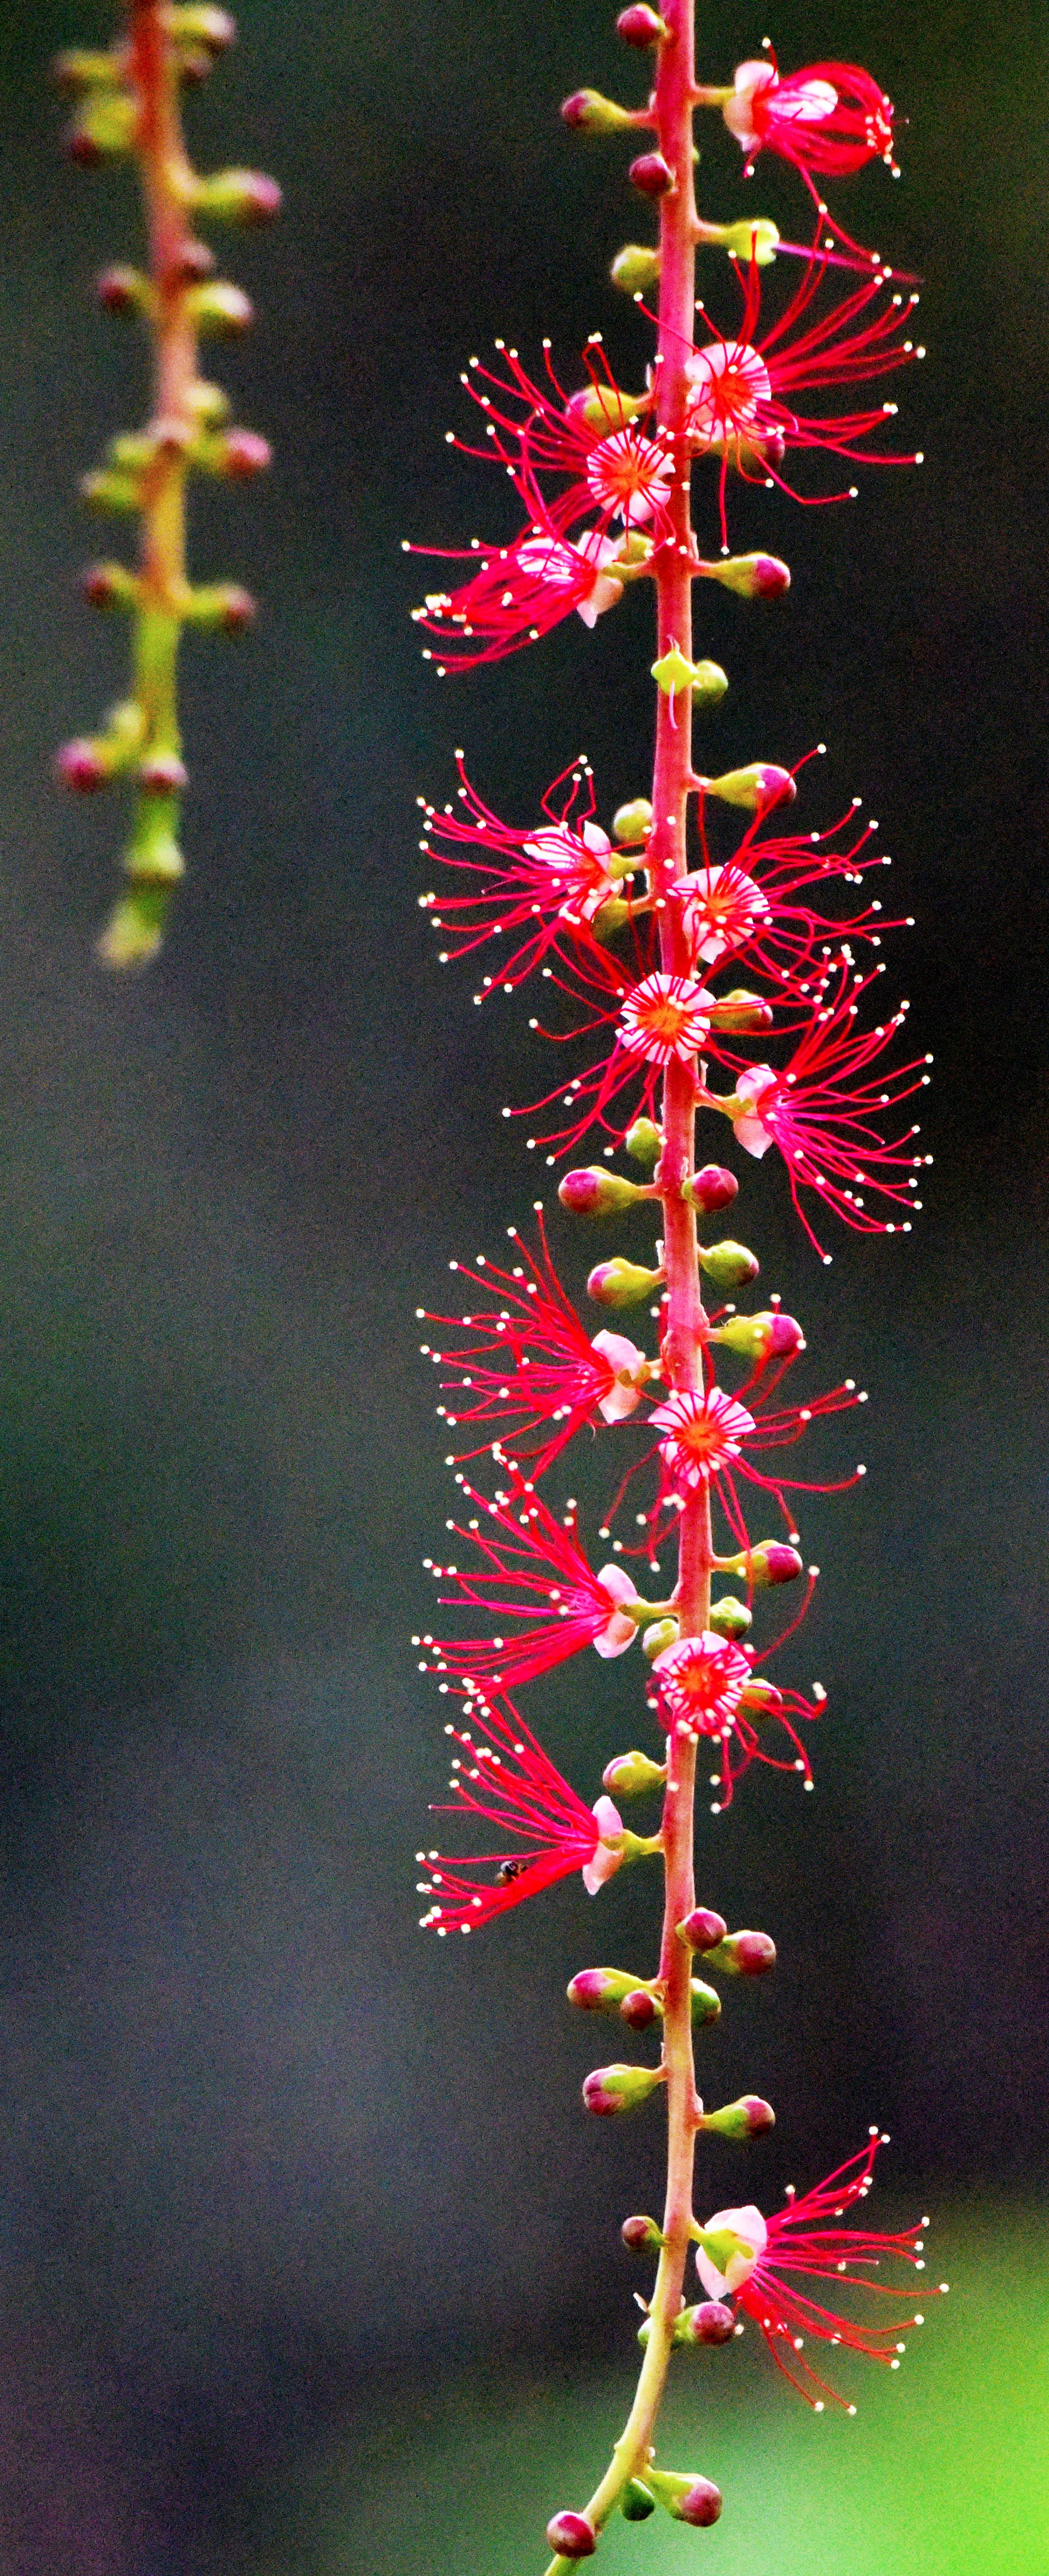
top-left (612, 797), bottom-right (653, 844)
top-left (80, 468), bottom-right (141, 514)
top-left (707, 1595), bottom-right (751, 1641)
top-left (707, 1930), bottom-right (777, 1978)
top-left (689, 2301), bottom-right (736, 2345)
top-left (52, 47), bottom-right (122, 93)
top-left (559, 1166), bottom-right (643, 1216)
top-left (603, 1748), bottom-right (666, 1797)
top-left (676, 1906), bottom-right (727, 1952)
top-left (184, 581), bottom-right (257, 631)
top-left (610, 243), bottom-right (661, 294)
top-left (210, 427), bottom-right (272, 479)
top-left (621, 2478), bottom-right (657, 2520)
top-left (739, 1678), bottom-right (783, 1716)
top-left (173, 5), bottom-right (237, 47)
top-left (704, 215), bottom-right (780, 265)
top-left (701, 551), bottom-right (791, 601)
top-left (81, 561), bottom-right (138, 611)
top-left (699, 2093), bottom-right (775, 2140)
top-left (704, 762), bottom-right (796, 814)
top-left (65, 94), bottom-right (136, 163)
top-left (690, 1979), bottom-right (721, 2027)
top-left (620, 1986), bottom-right (660, 2030)
top-left (546, 2511), bottom-right (596, 2559)
top-left (567, 1966), bottom-right (645, 2014)
top-left (570, 384), bottom-right (647, 433)
top-left (625, 1118), bottom-right (661, 1164)
top-left (684, 1162), bottom-right (738, 1213)
top-left (708, 988), bottom-right (775, 1034)
top-left (698, 1239), bottom-right (760, 1291)
top-left (651, 645), bottom-right (728, 700)
top-left (617, 3), bottom-right (669, 41)
top-left (561, 88), bottom-right (638, 131)
top-left (194, 167), bottom-right (282, 222)
top-left (710, 1309), bottom-right (803, 1363)
top-left (186, 379), bottom-right (231, 425)
top-left (672, 2479), bottom-right (723, 2528)
top-left (186, 280), bottom-right (254, 333)
top-left (629, 151), bottom-right (675, 196)
top-left (176, 239), bottom-right (217, 284)
top-left (621, 2211), bottom-right (662, 2252)
top-left (138, 752), bottom-right (188, 795)
top-left (97, 890), bottom-right (168, 972)
top-left (745, 1543), bottom-right (803, 1588)
top-left (587, 1257), bottom-right (663, 1308)
top-left (583, 2062), bottom-right (663, 2116)
top-left (55, 738), bottom-right (109, 793)
top-left (642, 1617), bottom-right (678, 1661)
top-left (96, 263), bottom-right (151, 315)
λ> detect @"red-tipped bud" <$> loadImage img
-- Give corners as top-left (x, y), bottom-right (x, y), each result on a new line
top-left (616, 3), bottom-right (670, 43)
top-left (698, 1239), bottom-right (760, 1292)
top-left (706, 762), bottom-right (796, 815)
top-left (700, 551), bottom-right (791, 602)
top-left (621, 2212), bottom-right (662, 2252)
top-left (196, 167), bottom-right (282, 223)
top-left (747, 1542), bottom-right (803, 1588)
top-left (690, 2301), bottom-right (736, 2346)
top-left (629, 150), bottom-right (675, 196)
top-left (567, 1966), bottom-right (643, 2014)
top-left (587, 1256), bottom-right (663, 1308)
top-left (677, 1907), bottom-right (728, 1952)
top-left (602, 1748), bottom-right (666, 1798)
top-left (558, 1166), bottom-right (645, 1216)
top-left (55, 738), bottom-right (108, 793)
top-left (96, 263), bottom-right (148, 313)
top-left (709, 1931), bottom-right (777, 1978)
top-left (699, 2093), bottom-right (775, 2141)
top-left (138, 752), bottom-right (188, 795)
top-left (673, 2479), bottom-right (723, 2528)
top-left (560, 88), bottom-right (637, 132)
top-left (711, 1308), bottom-right (804, 1363)
top-left (81, 561), bottom-right (137, 610)
top-left (708, 988), bottom-right (775, 1034)
top-left (176, 239), bottom-right (217, 283)
top-left (686, 1163), bottom-right (738, 1213)
top-left (749, 553), bottom-right (791, 597)
top-left (214, 427), bottom-right (272, 479)
top-left (184, 580), bottom-right (257, 632)
top-left (583, 2062), bottom-right (663, 2116)
top-left (619, 1987), bottom-right (659, 2030)
top-left (546, 2512), bottom-right (596, 2559)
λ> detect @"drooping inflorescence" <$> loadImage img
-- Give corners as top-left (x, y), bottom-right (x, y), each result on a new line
top-left (408, 5), bottom-right (934, 2564)
top-left (53, 4), bottom-right (279, 967)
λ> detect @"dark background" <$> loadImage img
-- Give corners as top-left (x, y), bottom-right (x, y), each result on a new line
top-left (0, 0), bottom-right (1046, 2567)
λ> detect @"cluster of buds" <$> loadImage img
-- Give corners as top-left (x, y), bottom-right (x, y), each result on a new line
top-left (53, 4), bottom-right (279, 966)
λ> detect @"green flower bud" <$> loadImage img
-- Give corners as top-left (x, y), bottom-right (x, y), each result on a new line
top-left (706, 1930), bottom-right (777, 1978)
top-left (193, 167), bottom-right (282, 223)
top-left (612, 797), bottom-right (653, 844)
top-left (706, 215), bottom-right (780, 264)
top-left (561, 88), bottom-right (639, 131)
top-left (80, 468), bottom-right (143, 514)
top-left (707, 1595), bottom-right (751, 1640)
top-left (559, 1166), bottom-right (647, 1216)
top-left (186, 280), bottom-right (255, 333)
top-left (573, 383), bottom-right (648, 432)
top-left (610, 243), bottom-right (661, 294)
top-left (621, 2479), bottom-right (657, 2521)
top-left (567, 1966), bottom-right (650, 2015)
top-left (53, 48), bottom-right (123, 93)
top-left (698, 549), bottom-right (791, 600)
top-left (698, 2093), bottom-right (775, 2141)
top-left (602, 1748), bottom-right (667, 1797)
top-left (703, 762), bottom-right (796, 814)
top-left (587, 1257), bottom-right (664, 1308)
top-left (698, 1239), bottom-right (760, 1291)
top-left (642, 1617), bottom-right (679, 1661)
top-left (583, 2062), bottom-right (664, 2116)
top-left (707, 987), bottom-right (775, 1034)
top-left (626, 1117), bottom-right (662, 1162)
top-left (690, 1979), bottom-right (721, 2027)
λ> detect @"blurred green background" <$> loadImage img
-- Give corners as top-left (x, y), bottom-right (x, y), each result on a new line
top-left (0, 0), bottom-right (1046, 2568)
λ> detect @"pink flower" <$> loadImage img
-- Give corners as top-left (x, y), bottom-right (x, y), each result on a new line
top-left (671, 767), bottom-right (912, 991)
top-left (721, 963), bottom-right (933, 1257)
top-left (724, 57), bottom-right (897, 180)
top-left (454, 340), bottom-right (674, 543)
top-left (695, 2135), bottom-right (944, 2412)
top-left (677, 862), bottom-right (772, 967)
top-left (616, 972), bottom-right (715, 1068)
top-left (418, 753), bottom-right (645, 997)
top-left (416, 1472), bottom-right (644, 1695)
top-left (650, 1631), bottom-right (751, 1736)
top-left (417, 1695), bottom-right (626, 1932)
top-left (421, 1214), bottom-right (651, 1478)
top-left (412, 521), bottom-right (628, 671)
top-left (648, 1386), bottom-right (755, 1491)
top-left (643, 1358), bottom-right (864, 1563)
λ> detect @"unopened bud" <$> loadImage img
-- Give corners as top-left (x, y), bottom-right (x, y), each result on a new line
top-left (65, 94), bottom-right (136, 163)
top-left (184, 581), bottom-right (257, 631)
top-left (685, 1162), bottom-right (738, 1213)
top-left (739, 1678), bottom-right (783, 1716)
top-left (672, 2479), bottom-right (723, 2528)
top-left (705, 762), bottom-right (796, 815)
top-left (603, 1748), bottom-right (666, 1797)
top-left (173, 5), bottom-right (237, 47)
top-left (701, 551), bottom-right (791, 601)
top-left (622, 2212), bottom-right (662, 2253)
top-left (138, 752), bottom-right (188, 795)
top-left (699, 2093), bottom-right (775, 2140)
top-left (570, 384), bottom-right (647, 433)
top-left (610, 243), bottom-right (661, 293)
top-left (194, 166), bottom-right (282, 223)
top-left (620, 1987), bottom-right (660, 2029)
top-left (690, 2301), bottom-right (736, 2345)
top-left (711, 1309), bottom-right (803, 1362)
top-left (612, 797), bottom-right (653, 844)
top-left (81, 561), bottom-right (137, 610)
top-left (81, 467), bottom-right (141, 513)
top-left (698, 1239), bottom-right (760, 1291)
top-left (617, 3), bottom-right (670, 41)
top-left (621, 2478), bottom-right (657, 2520)
top-left (677, 1907), bottom-right (728, 1952)
top-left (567, 1966), bottom-right (645, 2015)
top-left (629, 152), bottom-right (675, 197)
top-left (652, 644), bottom-right (726, 699)
top-left (626, 1117), bottom-right (661, 1163)
top-left (701, 214), bottom-right (780, 265)
top-left (546, 2511), bottom-right (596, 2560)
top-left (186, 380), bottom-right (231, 426)
top-left (583, 2061), bottom-right (663, 2116)
top-left (745, 1543), bottom-right (803, 1588)
top-left (97, 891), bottom-right (168, 972)
top-left (176, 239), bottom-right (217, 283)
top-left (643, 1617), bottom-right (678, 1661)
top-left (211, 427), bottom-right (272, 478)
top-left (55, 738), bottom-right (109, 793)
top-left (708, 1931), bottom-right (777, 1978)
top-left (690, 1979), bottom-right (721, 2027)
top-left (559, 1166), bottom-right (644, 1216)
top-left (708, 1595), bottom-right (751, 1640)
top-left (561, 88), bottom-right (638, 131)
top-left (186, 280), bottom-right (254, 333)
top-left (96, 263), bottom-right (150, 314)
top-left (708, 988), bottom-right (774, 1034)
top-left (587, 1257), bottom-right (663, 1308)
top-left (53, 47), bottom-right (122, 94)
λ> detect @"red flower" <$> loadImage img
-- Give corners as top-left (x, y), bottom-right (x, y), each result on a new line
top-left (676, 769), bottom-right (913, 989)
top-left (411, 520), bottom-right (630, 671)
top-left (417, 1695), bottom-right (626, 1934)
top-left (648, 1631), bottom-right (824, 1809)
top-left (417, 752), bottom-right (643, 998)
top-left (695, 2134), bottom-right (946, 2411)
top-left (515, 961), bottom-right (719, 1161)
top-left (420, 1212), bottom-right (653, 1478)
top-left (723, 57), bottom-right (897, 181)
top-left (646, 1357), bottom-right (864, 1554)
top-left (717, 961), bottom-right (933, 1258)
top-left (685, 246), bottom-right (923, 542)
top-left (416, 1472), bottom-right (647, 1695)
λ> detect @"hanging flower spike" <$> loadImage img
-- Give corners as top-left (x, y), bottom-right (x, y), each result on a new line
top-left (417, 752), bottom-right (647, 999)
top-left (723, 57), bottom-right (897, 180)
top-left (421, 1214), bottom-right (654, 1479)
top-left (416, 1473), bottom-right (655, 1695)
top-left (674, 771), bottom-right (913, 992)
top-left (650, 1635), bottom-right (824, 1811)
top-left (715, 960), bottom-right (933, 1258)
top-left (695, 2134), bottom-right (946, 2411)
top-left (417, 1695), bottom-right (632, 1934)
top-left (411, 519), bottom-right (634, 671)
top-left (685, 237), bottom-right (924, 545)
